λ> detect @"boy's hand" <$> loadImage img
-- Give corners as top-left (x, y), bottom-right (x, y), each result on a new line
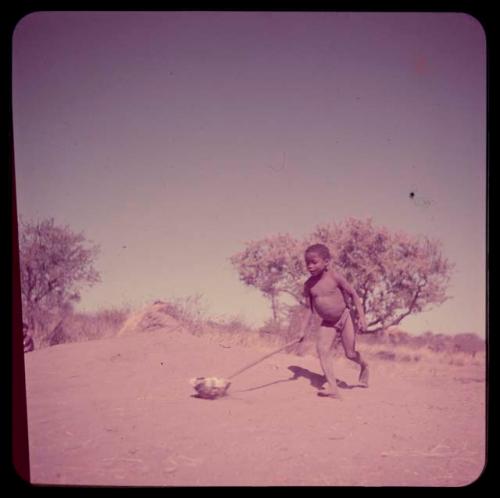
top-left (357, 318), bottom-right (368, 333)
top-left (296, 333), bottom-right (308, 356)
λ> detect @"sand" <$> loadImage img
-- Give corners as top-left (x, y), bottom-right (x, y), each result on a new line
top-left (23, 328), bottom-right (486, 486)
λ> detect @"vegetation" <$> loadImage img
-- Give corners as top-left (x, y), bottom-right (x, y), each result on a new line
top-left (18, 217), bottom-right (100, 347)
top-left (231, 217), bottom-right (454, 334)
top-left (59, 307), bottom-right (130, 344)
top-left (26, 296), bottom-right (484, 369)
top-left (19, 217), bottom-right (479, 367)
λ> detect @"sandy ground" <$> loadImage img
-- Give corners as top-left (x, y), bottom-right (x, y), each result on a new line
top-left (23, 328), bottom-right (486, 487)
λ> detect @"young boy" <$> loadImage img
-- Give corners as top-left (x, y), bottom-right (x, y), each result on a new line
top-left (298, 243), bottom-right (369, 398)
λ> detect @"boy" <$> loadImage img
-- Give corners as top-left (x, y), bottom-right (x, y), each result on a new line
top-left (298, 243), bottom-right (369, 398)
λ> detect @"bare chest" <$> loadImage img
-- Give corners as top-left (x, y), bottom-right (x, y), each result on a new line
top-left (307, 276), bottom-right (347, 321)
top-left (309, 275), bottom-right (343, 299)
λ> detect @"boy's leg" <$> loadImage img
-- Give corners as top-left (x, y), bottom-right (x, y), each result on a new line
top-left (340, 314), bottom-right (369, 386)
top-left (316, 326), bottom-right (341, 397)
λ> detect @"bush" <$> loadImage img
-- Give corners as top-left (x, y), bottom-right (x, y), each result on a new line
top-left (153, 295), bottom-right (207, 335)
top-left (374, 350), bottom-right (397, 361)
top-left (44, 307), bottom-right (130, 347)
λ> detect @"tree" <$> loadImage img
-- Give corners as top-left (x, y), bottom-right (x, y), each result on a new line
top-left (18, 218), bottom-right (101, 343)
top-left (230, 233), bottom-right (307, 323)
top-left (230, 218), bottom-right (454, 334)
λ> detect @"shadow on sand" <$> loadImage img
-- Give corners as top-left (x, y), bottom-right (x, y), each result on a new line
top-left (288, 365), bottom-right (367, 390)
top-left (232, 365), bottom-right (367, 394)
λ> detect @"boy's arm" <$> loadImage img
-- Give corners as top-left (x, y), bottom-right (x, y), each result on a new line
top-left (297, 304), bottom-right (313, 342)
top-left (336, 274), bottom-right (368, 332)
top-left (297, 284), bottom-right (313, 341)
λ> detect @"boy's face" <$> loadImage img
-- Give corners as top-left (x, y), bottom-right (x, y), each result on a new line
top-left (305, 251), bottom-right (329, 276)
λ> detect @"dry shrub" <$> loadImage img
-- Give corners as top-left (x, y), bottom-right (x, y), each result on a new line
top-left (29, 292), bottom-right (485, 371)
top-left (62, 307), bottom-right (131, 343)
top-left (375, 350), bottom-right (397, 361)
top-left (155, 295), bottom-right (207, 335)
top-left (202, 319), bottom-right (284, 352)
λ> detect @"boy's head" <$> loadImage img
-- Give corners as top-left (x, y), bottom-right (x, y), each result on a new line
top-left (304, 244), bottom-right (331, 276)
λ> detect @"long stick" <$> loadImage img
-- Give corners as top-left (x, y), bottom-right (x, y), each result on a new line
top-left (227, 338), bottom-right (301, 380)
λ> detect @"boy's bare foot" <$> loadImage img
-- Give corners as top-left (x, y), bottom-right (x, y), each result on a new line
top-left (317, 391), bottom-right (342, 399)
top-left (359, 363), bottom-right (369, 386)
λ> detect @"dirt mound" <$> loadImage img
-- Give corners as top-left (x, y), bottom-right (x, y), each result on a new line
top-left (116, 301), bottom-right (181, 337)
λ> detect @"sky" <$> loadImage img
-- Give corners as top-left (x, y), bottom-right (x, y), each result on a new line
top-left (12, 11), bottom-right (486, 336)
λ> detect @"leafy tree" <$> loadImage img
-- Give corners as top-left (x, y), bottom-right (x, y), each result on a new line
top-left (230, 234), bottom-right (307, 323)
top-left (312, 218), bottom-right (454, 333)
top-left (231, 218), bottom-right (454, 334)
top-left (18, 218), bottom-right (100, 343)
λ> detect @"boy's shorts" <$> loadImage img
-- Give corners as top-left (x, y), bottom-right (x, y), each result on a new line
top-left (320, 308), bottom-right (351, 335)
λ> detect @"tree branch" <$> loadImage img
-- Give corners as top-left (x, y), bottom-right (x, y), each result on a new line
top-left (381, 284), bottom-right (424, 329)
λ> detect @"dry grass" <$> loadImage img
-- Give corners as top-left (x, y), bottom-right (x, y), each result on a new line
top-left (32, 307), bottom-right (131, 348)
top-left (65, 307), bottom-right (131, 342)
top-left (28, 298), bottom-right (485, 370)
top-left (358, 342), bottom-right (486, 368)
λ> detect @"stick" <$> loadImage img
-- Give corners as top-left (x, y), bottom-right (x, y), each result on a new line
top-left (227, 339), bottom-right (301, 380)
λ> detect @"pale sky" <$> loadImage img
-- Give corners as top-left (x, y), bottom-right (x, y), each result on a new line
top-left (12, 11), bottom-right (486, 336)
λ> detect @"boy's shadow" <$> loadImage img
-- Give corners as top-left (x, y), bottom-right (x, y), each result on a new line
top-left (234, 365), bottom-right (366, 394)
top-left (287, 365), bottom-right (366, 390)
